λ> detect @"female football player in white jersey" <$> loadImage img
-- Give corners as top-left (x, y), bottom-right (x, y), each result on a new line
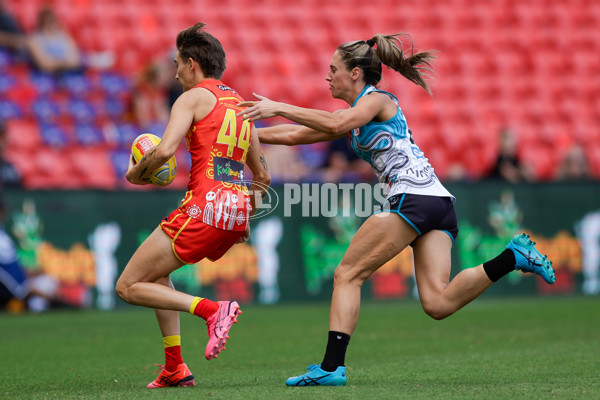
top-left (238, 33), bottom-right (555, 387)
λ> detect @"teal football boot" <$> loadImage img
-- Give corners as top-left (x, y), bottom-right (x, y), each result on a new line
top-left (286, 364), bottom-right (347, 386)
top-left (506, 233), bottom-right (555, 284)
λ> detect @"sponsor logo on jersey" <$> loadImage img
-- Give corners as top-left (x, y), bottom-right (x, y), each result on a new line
top-left (217, 85), bottom-right (235, 93)
top-left (213, 157), bottom-right (244, 182)
top-left (411, 146), bottom-right (425, 159)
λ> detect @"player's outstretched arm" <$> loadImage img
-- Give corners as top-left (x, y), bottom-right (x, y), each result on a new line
top-left (258, 124), bottom-right (346, 146)
top-left (239, 92), bottom-right (384, 136)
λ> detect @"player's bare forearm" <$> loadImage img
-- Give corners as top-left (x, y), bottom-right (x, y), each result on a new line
top-left (239, 94), bottom-right (341, 134)
top-left (241, 93), bottom-right (385, 136)
top-left (258, 124), bottom-right (343, 145)
top-left (257, 124), bottom-right (298, 145)
top-left (248, 152), bottom-right (271, 217)
top-left (245, 124), bottom-right (271, 219)
top-left (126, 146), bottom-right (168, 185)
top-left (276, 102), bottom-right (344, 134)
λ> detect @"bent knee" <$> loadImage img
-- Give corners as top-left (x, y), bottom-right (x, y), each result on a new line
top-left (421, 301), bottom-right (453, 321)
top-left (333, 263), bottom-right (370, 286)
top-left (114, 279), bottom-right (131, 303)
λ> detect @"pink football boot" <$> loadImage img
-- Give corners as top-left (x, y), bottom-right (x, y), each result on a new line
top-left (205, 301), bottom-right (242, 360)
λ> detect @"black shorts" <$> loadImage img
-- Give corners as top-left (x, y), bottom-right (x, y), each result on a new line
top-left (377, 193), bottom-right (459, 242)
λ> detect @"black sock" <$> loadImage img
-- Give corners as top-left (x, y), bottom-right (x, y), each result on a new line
top-left (321, 331), bottom-right (351, 372)
top-left (483, 249), bottom-right (516, 282)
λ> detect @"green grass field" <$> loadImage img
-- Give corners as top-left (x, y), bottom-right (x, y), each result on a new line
top-left (1, 297), bottom-right (598, 399)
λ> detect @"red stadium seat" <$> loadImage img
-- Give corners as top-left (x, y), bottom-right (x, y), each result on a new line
top-left (25, 148), bottom-right (81, 189)
top-left (3, 0), bottom-right (600, 187)
top-left (4, 147), bottom-right (37, 179)
top-left (5, 119), bottom-right (43, 150)
top-left (520, 144), bottom-right (558, 181)
top-left (587, 144), bottom-right (600, 178)
top-left (69, 147), bottom-right (117, 189)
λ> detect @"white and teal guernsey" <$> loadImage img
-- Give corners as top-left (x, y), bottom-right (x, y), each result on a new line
top-left (350, 85), bottom-right (454, 201)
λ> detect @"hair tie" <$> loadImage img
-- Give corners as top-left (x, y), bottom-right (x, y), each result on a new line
top-left (366, 39), bottom-right (375, 47)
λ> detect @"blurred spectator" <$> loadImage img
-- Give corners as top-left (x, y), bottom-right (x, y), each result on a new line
top-left (488, 190), bottom-right (523, 239)
top-left (0, 122), bottom-right (21, 188)
top-left (0, 0), bottom-right (26, 54)
top-left (444, 162), bottom-right (471, 183)
top-left (132, 62), bottom-right (170, 131)
top-left (153, 51), bottom-right (183, 108)
top-left (0, 198), bottom-right (58, 313)
top-left (487, 128), bottom-right (535, 183)
top-left (165, 63), bottom-right (184, 108)
top-left (262, 144), bottom-right (309, 183)
top-left (556, 143), bottom-right (591, 181)
top-left (319, 136), bottom-right (373, 183)
top-left (167, 77), bottom-right (184, 108)
top-left (26, 6), bottom-right (82, 74)
top-left (11, 198), bottom-right (42, 270)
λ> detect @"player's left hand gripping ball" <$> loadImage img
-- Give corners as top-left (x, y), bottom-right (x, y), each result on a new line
top-left (131, 133), bottom-right (177, 186)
